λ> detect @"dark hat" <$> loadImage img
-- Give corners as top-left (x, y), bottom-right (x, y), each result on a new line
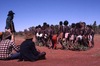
top-left (8, 10), bottom-right (15, 15)
top-left (2, 32), bottom-right (11, 40)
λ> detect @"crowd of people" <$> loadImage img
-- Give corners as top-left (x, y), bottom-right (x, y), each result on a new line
top-left (0, 10), bottom-right (95, 61)
top-left (34, 20), bottom-right (94, 51)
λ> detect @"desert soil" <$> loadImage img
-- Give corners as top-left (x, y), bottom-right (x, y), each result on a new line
top-left (0, 35), bottom-right (100, 66)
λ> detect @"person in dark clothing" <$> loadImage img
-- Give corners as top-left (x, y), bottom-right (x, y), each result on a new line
top-left (0, 32), bottom-right (3, 42)
top-left (5, 10), bottom-right (16, 42)
top-left (19, 31), bottom-right (46, 62)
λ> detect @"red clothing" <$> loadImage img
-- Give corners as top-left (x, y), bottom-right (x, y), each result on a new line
top-left (52, 34), bottom-right (57, 49)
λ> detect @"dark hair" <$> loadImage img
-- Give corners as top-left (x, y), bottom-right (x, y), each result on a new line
top-left (89, 25), bottom-right (93, 29)
top-left (59, 21), bottom-right (63, 25)
top-left (43, 22), bottom-right (47, 26)
top-left (83, 22), bottom-right (86, 25)
top-left (71, 23), bottom-right (76, 28)
top-left (38, 25), bottom-right (41, 28)
top-left (87, 25), bottom-right (93, 29)
top-left (76, 23), bottom-right (81, 28)
top-left (64, 20), bottom-right (68, 26)
top-left (47, 24), bottom-right (49, 27)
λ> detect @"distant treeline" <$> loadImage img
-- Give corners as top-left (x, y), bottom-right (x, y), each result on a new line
top-left (16, 21), bottom-right (100, 36)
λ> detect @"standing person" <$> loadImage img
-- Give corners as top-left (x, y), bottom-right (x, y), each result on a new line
top-left (85, 25), bottom-right (95, 48)
top-left (75, 23), bottom-right (83, 44)
top-left (63, 20), bottom-right (70, 43)
top-left (5, 10), bottom-right (16, 42)
top-left (63, 20), bottom-right (70, 49)
top-left (19, 31), bottom-right (46, 61)
top-left (0, 32), bottom-right (3, 42)
top-left (51, 33), bottom-right (58, 49)
top-left (58, 21), bottom-right (65, 49)
top-left (0, 32), bottom-right (20, 60)
top-left (69, 23), bottom-right (76, 48)
top-left (47, 25), bottom-right (54, 49)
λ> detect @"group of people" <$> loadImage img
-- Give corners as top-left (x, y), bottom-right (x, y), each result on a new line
top-left (34, 21), bottom-right (94, 50)
top-left (0, 10), bottom-right (95, 61)
top-left (0, 11), bottom-right (46, 61)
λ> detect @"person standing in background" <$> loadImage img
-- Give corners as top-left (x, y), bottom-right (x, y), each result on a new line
top-left (0, 32), bottom-right (3, 42)
top-left (5, 10), bottom-right (16, 42)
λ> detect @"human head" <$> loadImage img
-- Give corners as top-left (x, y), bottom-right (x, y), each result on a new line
top-left (2, 32), bottom-right (11, 40)
top-left (76, 23), bottom-right (81, 28)
top-left (71, 23), bottom-right (76, 28)
top-left (64, 20), bottom-right (69, 26)
top-left (87, 25), bottom-right (93, 29)
top-left (7, 10), bottom-right (15, 16)
top-left (59, 21), bottom-right (63, 25)
top-left (24, 31), bottom-right (34, 39)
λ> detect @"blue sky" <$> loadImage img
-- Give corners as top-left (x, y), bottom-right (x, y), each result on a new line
top-left (0, 0), bottom-right (100, 32)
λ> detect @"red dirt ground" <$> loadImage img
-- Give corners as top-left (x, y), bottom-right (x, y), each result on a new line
top-left (0, 35), bottom-right (100, 66)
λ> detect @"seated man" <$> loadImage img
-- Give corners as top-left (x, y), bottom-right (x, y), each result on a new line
top-left (0, 32), bottom-right (20, 60)
top-left (19, 31), bottom-right (46, 61)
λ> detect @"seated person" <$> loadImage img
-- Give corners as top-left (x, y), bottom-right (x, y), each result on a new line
top-left (19, 31), bottom-right (46, 61)
top-left (0, 32), bottom-right (20, 60)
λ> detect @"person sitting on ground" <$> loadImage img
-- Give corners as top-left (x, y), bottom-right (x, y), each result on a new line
top-left (19, 31), bottom-right (46, 62)
top-left (0, 32), bottom-right (20, 60)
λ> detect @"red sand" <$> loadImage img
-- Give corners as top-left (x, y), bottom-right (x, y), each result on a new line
top-left (0, 35), bottom-right (100, 66)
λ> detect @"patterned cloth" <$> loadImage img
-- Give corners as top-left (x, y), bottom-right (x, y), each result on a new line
top-left (0, 39), bottom-right (19, 59)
